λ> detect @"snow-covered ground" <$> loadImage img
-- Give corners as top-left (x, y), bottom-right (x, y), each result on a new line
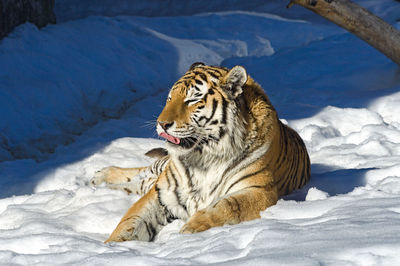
top-left (1, 0), bottom-right (400, 264)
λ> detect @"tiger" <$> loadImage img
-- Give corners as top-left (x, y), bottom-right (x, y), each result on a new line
top-left (91, 62), bottom-right (311, 242)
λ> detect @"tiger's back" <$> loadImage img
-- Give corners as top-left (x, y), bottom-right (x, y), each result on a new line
top-left (231, 74), bottom-right (310, 198)
top-left (268, 122), bottom-right (311, 197)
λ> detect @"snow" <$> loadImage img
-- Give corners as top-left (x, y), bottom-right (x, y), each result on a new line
top-left (1, 0), bottom-right (400, 264)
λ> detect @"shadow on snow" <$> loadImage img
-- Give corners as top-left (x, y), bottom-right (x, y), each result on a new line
top-left (284, 164), bottom-right (374, 201)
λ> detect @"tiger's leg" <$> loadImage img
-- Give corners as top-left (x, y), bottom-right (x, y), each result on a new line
top-left (180, 186), bottom-right (278, 234)
top-left (91, 166), bottom-right (147, 186)
top-left (91, 155), bottom-right (169, 195)
top-left (105, 185), bottom-right (168, 242)
top-left (105, 176), bottom-right (157, 196)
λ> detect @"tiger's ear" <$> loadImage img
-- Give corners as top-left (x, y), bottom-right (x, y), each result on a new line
top-left (224, 66), bottom-right (247, 98)
top-left (189, 62), bottom-right (205, 70)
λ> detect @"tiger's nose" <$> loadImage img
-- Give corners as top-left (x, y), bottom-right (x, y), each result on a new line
top-left (159, 121), bottom-right (173, 131)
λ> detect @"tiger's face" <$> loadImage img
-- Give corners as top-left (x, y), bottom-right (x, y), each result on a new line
top-left (156, 63), bottom-right (247, 155)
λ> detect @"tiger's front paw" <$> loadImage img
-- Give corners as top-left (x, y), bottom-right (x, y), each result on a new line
top-left (91, 166), bottom-right (138, 186)
top-left (105, 218), bottom-right (155, 243)
top-left (180, 210), bottom-right (217, 234)
top-left (90, 167), bottom-right (113, 186)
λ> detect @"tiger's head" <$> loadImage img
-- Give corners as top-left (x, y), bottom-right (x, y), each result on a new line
top-left (156, 63), bottom-right (248, 156)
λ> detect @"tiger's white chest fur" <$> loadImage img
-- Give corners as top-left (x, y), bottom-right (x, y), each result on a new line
top-left (185, 163), bottom-right (229, 215)
top-left (159, 140), bottom-right (270, 221)
top-left (158, 154), bottom-right (232, 220)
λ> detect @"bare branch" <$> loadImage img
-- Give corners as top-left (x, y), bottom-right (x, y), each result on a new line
top-left (288, 0), bottom-right (400, 65)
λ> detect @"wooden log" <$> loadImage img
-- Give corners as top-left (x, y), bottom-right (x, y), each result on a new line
top-left (287, 0), bottom-right (400, 65)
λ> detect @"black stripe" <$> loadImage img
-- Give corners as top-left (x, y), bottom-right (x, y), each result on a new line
top-left (221, 97), bottom-right (228, 124)
top-left (193, 118), bottom-right (201, 126)
top-left (211, 151), bottom-right (249, 195)
top-left (287, 156), bottom-right (296, 183)
top-left (285, 156), bottom-right (295, 191)
top-left (182, 74), bottom-right (193, 80)
top-left (160, 157), bottom-right (168, 172)
top-left (203, 89), bottom-right (215, 102)
top-left (275, 125), bottom-right (288, 170)
top-left (224, 166), bottom-right (269, 194)
top-left (245, 185), bottom-right (268, 190)
top-left (145, 179), bottom-right (156, 194)
top-left (277, 178), bottom-right (288, 195)
top-left (208, 71), bottom-right (219, 79)
top-left (209, 68), bottom-right (223, 75)
top-left (205, 99), bottom-right (218, 124)
top-left (180, 158), bottom-right (193, 189)
top-left (293, 152), bottom-right (302, 189)
top-left (194, 146), bottom-right (203, 154)
top-left (153, 159), bottom-right (161, 172)
top-left (155, 207), bottom-right (168, 226)
top-left (156, 158), bottom-right (164, 173)
top-left (140, 179), bottom-right (145, 192)
top-left (193, 72), bottom-right (207, 82)
top-left (198, 115), bottom-right (207, 122)
top-left (219, 127), bottom-right (226, 138)
top-left (207, 71), bottom-right (221, 79)
top-left (304, 157), bottom-right (311, 180)
top-left (155, 185), bottom-right (166, 208)
top-left (166, 212), bottom-right (176, 223)
top-left (124, 188), bottom-right (132, 194)
top-left (165, 170), bottom-right (171, 188)
top-left (144, 220), bottom-right (155, 241)
top-left (209, 135), bottom-right (219, 141)
top-left (209, 178), bottom-right (222, 195)
top-left (185, 99), bottom-right (198, 105)
top-left (169, 167), bottom-right (187, 212)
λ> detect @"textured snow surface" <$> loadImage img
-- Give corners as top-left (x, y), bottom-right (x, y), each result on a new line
top-left (1, 0), bottom-right (400, 265)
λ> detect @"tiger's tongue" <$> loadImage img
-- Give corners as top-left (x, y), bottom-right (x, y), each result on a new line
top-left (159, 132), bottom-right (181, 145)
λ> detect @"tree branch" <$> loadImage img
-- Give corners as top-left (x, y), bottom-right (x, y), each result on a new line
top-left (288, 0), bottom-right (400, 65)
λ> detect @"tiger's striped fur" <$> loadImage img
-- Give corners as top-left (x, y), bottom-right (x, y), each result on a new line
top-left (93, 63), bottom-right (310, 242)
